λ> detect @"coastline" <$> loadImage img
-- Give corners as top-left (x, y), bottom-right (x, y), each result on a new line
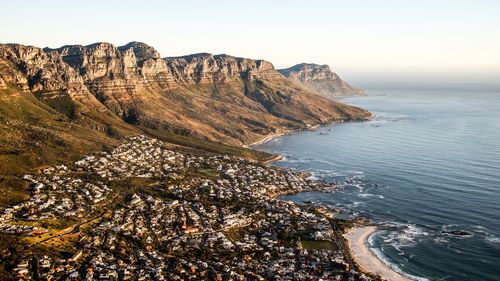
top-left (243, 116), bottom-right (370, 149)
top-left (243, 131), bottom-right (290, 148)
top-left (263, 154), bottom-right (283, 163)
top-left (344, 226), bottom-right (412, 281)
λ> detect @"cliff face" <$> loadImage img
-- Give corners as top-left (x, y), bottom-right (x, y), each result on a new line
top-left (279, 63), bottom-right (365, 99)
top-left (164, 53), bottom-right (281, 84)
top-left (0, 44), bottom-right (107, 112)
top-left (0, 42), bottom-right (370, 145)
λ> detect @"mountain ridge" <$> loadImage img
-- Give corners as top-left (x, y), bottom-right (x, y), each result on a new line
top-left (279, 63), bottom-right (365, 98)
top-left (0, 41), bottom-right (370, 147)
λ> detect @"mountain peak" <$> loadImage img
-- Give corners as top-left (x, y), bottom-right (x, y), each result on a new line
top-left (278, 63), bottom-right (365, 98)
top-left (118, 41), bottom-right (161, 63)
top-left (86, 42), bottom-right (115, 49)
top-left (279, 63), bottom-right (336, 82)
top-left (292, 62), bottom-right (330, 69)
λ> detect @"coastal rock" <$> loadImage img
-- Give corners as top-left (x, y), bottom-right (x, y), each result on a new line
top-left (279, 63), bottom-right (365, 99)
top-left (442, 230), bottom-right (473, 237)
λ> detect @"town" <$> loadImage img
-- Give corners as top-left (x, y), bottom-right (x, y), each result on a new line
top-left (1, 136), bottom-right (375, 280)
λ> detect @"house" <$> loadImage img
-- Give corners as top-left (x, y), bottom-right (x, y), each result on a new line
top-left (130, 194), bottom-right (142, 205)
top-left (32, 183), bottom-right (45, 193)
top-left (70, 250), bottom-right (83, 262)
top-left (184, 227), bottom-right (199, 234)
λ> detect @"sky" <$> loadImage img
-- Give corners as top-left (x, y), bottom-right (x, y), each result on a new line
top-left (2, 0), bottom-right (499, 89)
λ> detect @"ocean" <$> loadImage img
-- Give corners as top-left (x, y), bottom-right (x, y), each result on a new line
top-left (255, 90), bottom-right (500, 280)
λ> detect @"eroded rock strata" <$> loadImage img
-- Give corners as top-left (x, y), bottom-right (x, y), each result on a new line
top-left (0, 42), bottom-right (370, 144)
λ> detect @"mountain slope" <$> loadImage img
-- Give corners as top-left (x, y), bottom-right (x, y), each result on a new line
top-left (278, 63), bottom-right (365, 99)
top-left (1, 42), bottom-right (370, 146)
top-left (0, 41), bottom-right (371, 216)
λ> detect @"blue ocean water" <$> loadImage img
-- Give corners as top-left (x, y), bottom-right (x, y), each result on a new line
top-left (255, 90), bottom-right (500, 281)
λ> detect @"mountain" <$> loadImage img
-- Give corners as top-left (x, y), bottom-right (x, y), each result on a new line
top-left (0, 42), bottom-right (369, 148)
top-left (278, 63), bottom-right (365, 99)
top-left (0, 44), bottom-right (371, 278)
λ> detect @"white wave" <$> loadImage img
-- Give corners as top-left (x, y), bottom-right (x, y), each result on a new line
top-left (269, 138), bottom-right (282, 144)
top-left (473, 230), bottom-right (489, 235)
top-left (472, 225), bottom-right (488, 230)
top-left (306, 172), bottom-right (320, 181)
top-left (471, 225), bottom-right (491, 236)
top-left (350, 201), bottom-right (363, 208)
top-left (374, 112), bottom-right (413, 121)
top-left (367, 230), bottom-right (377, 246)
top-left (442, 233), bottom-right (474, 239)
top-left (370, 245), bottom-right (430, 281)
top-left (485, 236), bottom-right (500, 244)
top-left (382, 224), bottom-right (429, 251)
top-left (433, 236), bottom-right (449, 244)
top-left (322, 170), bottom-right (365, 177)
top-left (440, 224), bottom-right (459, 230)
top-left (358, 193), bottom-right (384, 199)
top-left (284, 158), bottom-right (303, 163)
top-left (349, 183), bottom-right (364, 191)
top-left (324, 171), bottom-right (342, 177)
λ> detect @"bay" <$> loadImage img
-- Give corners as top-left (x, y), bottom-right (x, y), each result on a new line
top-left (255, 90), bottom-right (500, 280)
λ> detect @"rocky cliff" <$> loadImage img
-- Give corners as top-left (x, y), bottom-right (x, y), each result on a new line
top-left (279, 63), bottom-right (365, 99)
top-left (0, 44), bottom-right (106, 109)
top-left (0, 42), bottom-right (370, 145)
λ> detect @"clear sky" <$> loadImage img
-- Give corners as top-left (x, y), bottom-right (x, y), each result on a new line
top-left (2, 0), bottom-right (499, 88)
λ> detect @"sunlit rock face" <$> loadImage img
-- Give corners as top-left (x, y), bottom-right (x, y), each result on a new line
top-left (279, 63), bottom-right (365, 99)
top-left (0, 42), bottom-right (370, 145)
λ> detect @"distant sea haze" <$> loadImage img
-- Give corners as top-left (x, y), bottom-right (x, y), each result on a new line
top-left (256, 89), bottom-right (500, 280)
top-left (355, 82), bottom-right (500, 92)
top-left (341, 69), bottom-right (500, 93)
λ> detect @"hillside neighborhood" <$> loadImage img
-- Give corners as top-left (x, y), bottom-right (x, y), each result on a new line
top-left (1, 136), bottom-right (373, 280)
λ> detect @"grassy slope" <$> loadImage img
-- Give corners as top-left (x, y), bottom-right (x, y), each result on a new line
top-left (0, 85), bottom-right (273, 279)
top-left (108, 76), bottom-right (369, 147)
top-left (0, 86), bottom-right (273, 208)
top-left (0, 87), bottom-right (122, 206)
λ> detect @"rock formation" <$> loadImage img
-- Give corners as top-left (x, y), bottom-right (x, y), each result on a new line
top-left (0, 42), bottom-right (370, 145)
top-left (279, 63), bottom-right (365, 99)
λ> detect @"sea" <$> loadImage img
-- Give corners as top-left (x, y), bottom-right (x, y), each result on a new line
top-left (254, 89), bottom-right (500, 281)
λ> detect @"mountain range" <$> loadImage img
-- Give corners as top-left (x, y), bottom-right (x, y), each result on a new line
top-left (0, 41), bottom-right (370, 177)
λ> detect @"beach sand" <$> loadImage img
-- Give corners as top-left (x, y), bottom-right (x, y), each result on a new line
top-left (243, 132), bottom-right (288, 148)
top-left (344, 226), bottom-right (412, 281)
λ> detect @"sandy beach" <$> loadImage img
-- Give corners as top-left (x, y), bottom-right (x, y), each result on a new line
top-left (243, 131), bottom-right (288, 148)
top-left (344, 226), bottom-right (412, 281)
top-left (262, 154), bottom-right (283, 163)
